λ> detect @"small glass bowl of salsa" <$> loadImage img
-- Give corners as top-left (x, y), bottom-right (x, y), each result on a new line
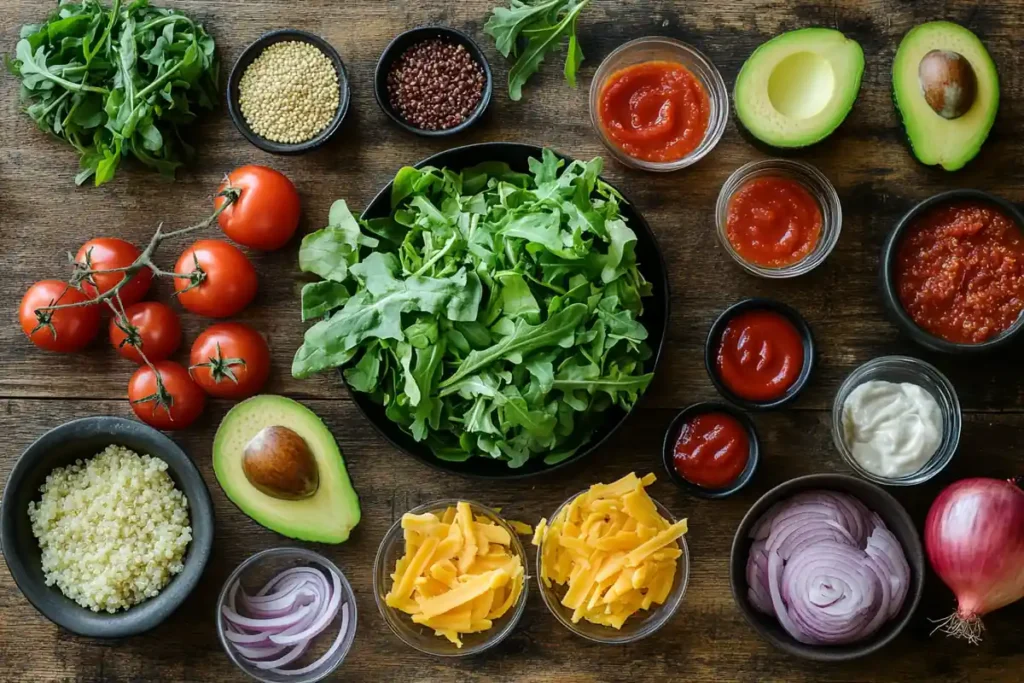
top-left (662, 402), bottom-right (760, 499)
top-left (715, 159), bottom-right (842, 278)
top-left (589, 37), bottom-right (728, 172)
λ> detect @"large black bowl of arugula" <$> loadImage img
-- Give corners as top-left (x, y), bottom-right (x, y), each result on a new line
top-left (293, 143), bottom-right (669, 478)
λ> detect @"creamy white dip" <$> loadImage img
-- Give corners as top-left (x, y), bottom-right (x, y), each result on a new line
top-left (841, 380), bottom-right (942, 478)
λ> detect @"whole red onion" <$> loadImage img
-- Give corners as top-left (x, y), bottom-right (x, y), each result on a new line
top-left (925, 477), bottom-right (1024, 643)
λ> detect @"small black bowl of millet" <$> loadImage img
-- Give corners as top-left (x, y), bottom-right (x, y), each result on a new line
top-left (374, 26), bottom-right (492, 137)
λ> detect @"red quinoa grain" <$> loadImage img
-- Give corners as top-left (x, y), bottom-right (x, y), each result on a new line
top-left (386, 39), bottom-right (485, 131)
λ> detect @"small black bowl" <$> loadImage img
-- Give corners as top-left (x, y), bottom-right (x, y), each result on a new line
top-left (374, 26), bottom-right (492, 137)
top-left (227, 29), bottom-right (350, 154)
top-left (880, 189), bottom-right (1024, 354)
top-left (729, 474), bottom-right (925, 661)
top-left (705, 298), bottom-right (815, 411)
top-left (662, 402), bottom-right (760, 499)
top-left (0, 417), bottom-right (214, 637)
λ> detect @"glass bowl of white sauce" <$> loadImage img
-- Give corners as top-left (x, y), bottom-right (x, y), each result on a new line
top-left (831, 356), bottom-right (961, 486)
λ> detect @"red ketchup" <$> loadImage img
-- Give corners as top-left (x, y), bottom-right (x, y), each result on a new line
top-left (726, 177), bottom-right (822, 268)
top-left (716, 310), bottom-right (804, 402)
top-left (673, 412), bottom-right (750, 489)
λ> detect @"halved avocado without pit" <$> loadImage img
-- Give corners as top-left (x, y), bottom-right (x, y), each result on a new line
top-left (734, 28), bottom-right (865, 148)
top-left (214, 395), bottom-right (360, 544)
top-left (893, 21), bottom-right (999, 171)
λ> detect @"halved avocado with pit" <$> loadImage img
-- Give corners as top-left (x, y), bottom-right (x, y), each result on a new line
top-left (734, 28), bottom-right (864, 148)
top-left (213, 395), bottom-right (360, 544)
top-left (893, 21), bottom-right (999, 171)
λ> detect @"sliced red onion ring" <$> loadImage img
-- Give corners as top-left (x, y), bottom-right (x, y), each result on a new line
top-left (223, 562), bottom-right (350, 675)
top-left (272, 603), bottom-right (352, 676)
top-left (747, 490), bottom-right (911, 646)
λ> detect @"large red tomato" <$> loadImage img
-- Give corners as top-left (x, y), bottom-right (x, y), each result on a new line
top-left (75, 238), bottom-right (152, 305)
top-left (216, 165), bottom-right (301, 251)
top-left (128, 361), bottom-right (206, 430)
top-left (19, 280), bottom-right (101, 352)
top-left (173, 240), bottom-right (257, 318)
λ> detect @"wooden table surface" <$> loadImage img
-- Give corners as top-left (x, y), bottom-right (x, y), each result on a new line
top-left (2, 0), bottom-right (1023, 681)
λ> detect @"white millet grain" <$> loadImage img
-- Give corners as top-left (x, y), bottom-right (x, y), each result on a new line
top-left (238, 40), bottom-right (340, 144)
top-left (27, 445), bottom-right (192, 613)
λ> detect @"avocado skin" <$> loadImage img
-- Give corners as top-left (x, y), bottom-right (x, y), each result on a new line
top-left (213, 395), bottom-right (361, 544)
top-left (892, 22), bottom-right (999, 172)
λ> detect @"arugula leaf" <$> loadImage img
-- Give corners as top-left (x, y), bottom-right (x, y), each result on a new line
top-left (301, 281), bottom-right (350, 321)
top-left (486, 0), bottom-right (591, 101)
top-left (293, 148), bottom-right (654, 468)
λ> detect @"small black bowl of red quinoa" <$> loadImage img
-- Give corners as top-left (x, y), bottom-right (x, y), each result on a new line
top-left (374, 26), bottom-right (492, 137)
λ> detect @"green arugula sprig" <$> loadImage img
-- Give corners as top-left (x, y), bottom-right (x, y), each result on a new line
top-left (485, 0), bottom-right (591, 101)
top-left (293, 150), bottom-right (654, 469)
top-left (6, 0), bottom-right (218, 186)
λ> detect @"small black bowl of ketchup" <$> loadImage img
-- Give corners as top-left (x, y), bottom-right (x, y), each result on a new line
top-left (662, 402), bottom-right (760, 499)
top-left (705, 298), bottom-right (816, 411)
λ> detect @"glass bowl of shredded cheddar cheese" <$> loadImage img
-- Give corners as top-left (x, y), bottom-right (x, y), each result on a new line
top-left (373, 500), bottom-right (532, 656)
top-left (534, 472), bottom-right (690, 643)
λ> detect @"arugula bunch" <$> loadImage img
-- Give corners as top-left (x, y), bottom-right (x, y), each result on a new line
top-left (293, 149), bottom-right (655, 468)
top-left (6, 0), bottom-right (218, 186)
top-left (485, 0), bottom-right (591, 101)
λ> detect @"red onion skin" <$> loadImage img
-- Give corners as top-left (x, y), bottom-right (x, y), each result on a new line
top-left (925, 477), bottom-right (1024, 641)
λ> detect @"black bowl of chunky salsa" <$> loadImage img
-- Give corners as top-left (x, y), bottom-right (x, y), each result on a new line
top-left (881, 189), bottom-right (1024, 354)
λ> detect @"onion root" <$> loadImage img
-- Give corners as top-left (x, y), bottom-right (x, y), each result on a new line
top-left (929, 611), bottom-right (985, 644)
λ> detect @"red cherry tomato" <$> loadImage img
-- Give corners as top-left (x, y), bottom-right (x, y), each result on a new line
top-left (75, 238), bottom-right (152, 305)
top-left (109, 301), bottom-right (182, 364)
top-left (189, 322), bottom-right (271, 399)
top-left (19, 280), bottom-right (101, 352)
top-left (128, 361), bottom-right (206, 430)
top-left (216, 165), bottom-right (301, 251)
top-left (173, 239), bottom-right (257, 318)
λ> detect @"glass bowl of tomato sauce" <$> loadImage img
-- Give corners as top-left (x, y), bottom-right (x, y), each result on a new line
top-left (662, 402), bottom-right (760, 499)
top-left (590, 37), bottom-right (728, 172)
top-left (705, 298), bottom-right (816, 411)
top-left (881, 189), bottom-right (1024, 354)
top-left (716, 159), bottom-right (842, 278)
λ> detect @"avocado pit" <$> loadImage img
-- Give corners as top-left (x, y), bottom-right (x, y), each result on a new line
top-left (919, 49), bottom-right (976, 119)
top-left (243, 425), bottom-right (320, 500)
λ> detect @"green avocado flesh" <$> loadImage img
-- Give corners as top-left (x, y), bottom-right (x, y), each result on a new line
top-left (734, 28), bottom-right (865, 148)
top-left (893, 22), bottom-right (998, 171)
top-left (213, 395), bottom-right (360, 544)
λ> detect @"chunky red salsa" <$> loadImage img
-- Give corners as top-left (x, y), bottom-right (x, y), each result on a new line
top-left (597, 60), bottom-right (710, 163)
top-left (716, 310), bottom-right (804, 402)
top-left (726, 177), bottom-right (822, 268)
top-left (896, 201), bottom-right (1024, 344)
top-left (673, 412), bottom-right (750, 489)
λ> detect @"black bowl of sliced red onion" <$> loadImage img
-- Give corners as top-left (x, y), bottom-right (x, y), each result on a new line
top-left (216, 548), bottom-right (356, 682)
top-left (729, 474), bottom-right (925, 661)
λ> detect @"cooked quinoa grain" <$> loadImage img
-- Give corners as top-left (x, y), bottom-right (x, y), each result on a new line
top-left (238, 40), bottom-right (340, 144)
top-left (27, 445), bottom-right (192, 613)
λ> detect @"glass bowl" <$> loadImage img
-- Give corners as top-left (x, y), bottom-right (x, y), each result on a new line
top-left (831, 356), bottom-right (961, 486)
top-left (215, 548), bottom-right (357, 683)
top-left (589, 37), bottom-right (728, 172)
top-left (372, 499), bottom-right (529, 657)
top-left (536, 490), bottom-right (689, 643)
top-left (715, 159), bottom-right (842, 278)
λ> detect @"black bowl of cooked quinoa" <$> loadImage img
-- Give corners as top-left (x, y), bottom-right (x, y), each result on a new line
top-left (0, 417), bottom-right (214, 638)
top-left (374, 26), bottom-right (492, 137)
top-left (227, 29), bottom-right (350, 154)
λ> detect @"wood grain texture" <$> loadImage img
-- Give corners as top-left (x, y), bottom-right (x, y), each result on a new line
top-left (0, 0), bottom-right (1022, 681)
